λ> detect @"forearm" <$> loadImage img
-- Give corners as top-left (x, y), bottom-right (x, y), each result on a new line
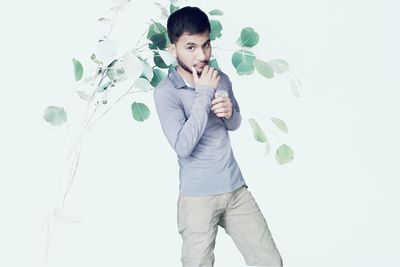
top-left (174, 85), bottom-right (214, 157)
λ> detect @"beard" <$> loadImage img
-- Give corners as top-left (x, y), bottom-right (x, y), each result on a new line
top-left (175, 55), bottom-right (209, 76)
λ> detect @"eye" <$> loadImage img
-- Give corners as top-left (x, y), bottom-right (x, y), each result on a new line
top-left (204, 43), bottom-right (210, 48)
top-left (187, 46), bottom-right (194, 51)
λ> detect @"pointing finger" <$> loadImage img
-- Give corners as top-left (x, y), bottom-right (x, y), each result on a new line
top-left (191, 67), bottom-right (198, 82)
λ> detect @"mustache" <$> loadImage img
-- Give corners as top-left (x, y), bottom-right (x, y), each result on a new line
top-left (195, 60), bottom-right (210, 66)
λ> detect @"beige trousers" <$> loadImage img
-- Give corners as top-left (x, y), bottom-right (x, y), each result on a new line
top-left (177, 184), bottom-right (283, 267)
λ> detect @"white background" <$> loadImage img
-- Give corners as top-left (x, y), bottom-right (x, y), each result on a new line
top-left (1, 0), bottom-right (399, 266)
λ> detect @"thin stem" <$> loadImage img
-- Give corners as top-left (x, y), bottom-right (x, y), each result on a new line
top-left (86, 102), bottom-right (101, 126)
top-left (91, 63), bottom-right (103, 86)
top-left (61, 142), bottom-right (82, 211)
top-left (105, 6), bottom-right (120, 39)
top-left (44, 3), bottom-right (125, 267)
top-left (62, 91), bottom-right (75, 148)
top-left (213, 45), bottom-right (256, 57)
top-left (135, 42), bottom-right (151, 52)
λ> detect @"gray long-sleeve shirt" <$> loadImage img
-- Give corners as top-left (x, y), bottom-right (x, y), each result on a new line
top-left (153, 65), bottom-right (246, 196)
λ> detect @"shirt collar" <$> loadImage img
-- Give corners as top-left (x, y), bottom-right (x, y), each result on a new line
top-left (168, 65), bottom-right (193, 89)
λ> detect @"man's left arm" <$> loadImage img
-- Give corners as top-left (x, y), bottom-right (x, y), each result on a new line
top-left (222, 78), bottom-right (242, 131)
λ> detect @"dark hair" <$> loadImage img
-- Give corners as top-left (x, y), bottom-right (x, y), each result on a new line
top-left (167, 6), bottom-right (211, 44)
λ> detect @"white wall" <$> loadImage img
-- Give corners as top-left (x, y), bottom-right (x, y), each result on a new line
top-left (1, 0), bottom-right (399, 266)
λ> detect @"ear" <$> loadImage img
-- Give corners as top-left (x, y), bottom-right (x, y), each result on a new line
top-left (168, 44), bottom-right (177, 58)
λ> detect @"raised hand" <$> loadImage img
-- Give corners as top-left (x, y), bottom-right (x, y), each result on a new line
top-left (191, 65), bottom-right (220, 90)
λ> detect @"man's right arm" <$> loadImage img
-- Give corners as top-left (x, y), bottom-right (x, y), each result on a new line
top-left (154, 84), bottom-right (214, 158)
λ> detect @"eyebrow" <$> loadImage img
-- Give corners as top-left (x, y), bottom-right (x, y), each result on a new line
top-left (185, 39), bottom-right (211, 46)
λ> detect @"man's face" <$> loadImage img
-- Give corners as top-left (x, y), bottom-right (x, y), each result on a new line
top-left (169, 31), bottom-right (211, 76)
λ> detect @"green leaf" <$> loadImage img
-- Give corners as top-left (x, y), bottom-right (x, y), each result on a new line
top-left (103, 67), bottom-right (126, 85)
top-left (231, 49), bottom-right (256, 75)
top-left (154, 52), bottom-right (170, 68)
top-left (122, 52), bottom-right (143, 79)
top-left (164, 32), bottom-right (171, 47)
top-left (248, 118), bottom-right (268, 143)
top-left (75, 90), bottom-right (90, 100)
top-left (254, 59), bottom-right (274, 78)
top-left (268, 59), bottom-right (289, 74)
top-left (141, 60), bottom-right (154, 81)
top-left (98, 17), bottom-right (111, 24)
top-left (96, 80), bottom-right (112, 92)
top-left (106, 68), bottom-right (117, 81)
top-left (107, 59), bottom-right (119, 68)
top-left (149, 33), bottom-right (167, 50)
top-left (210, 20), bottom-right (222, 41)
top-left (275, 144), bottom-right (294, 164)
top-left (209, 9), bottom-right (224, 16)
top-left (289, 75), bottom-right (302, 97)
top-left (134, 77), bottom-right (153, 91)
top-left (150, 68), bottom-right (166, 87)
top-left (131, 102), bottom-right (150, 121)
top-left (72, 58), bottom-right (83, 81)
top-left (265, 142), bottom-right (271, 156)
top-left (209, 58), bottom-right (220, 71)
top-left (235, 36), bottom-right (242, 46)
top-left (170, 4), bottom-right (179, 14)
top-left (95, 40), bottom-right (118, 63)
top-left (271, 117), bottom-right (288, 133)
top-left (147, 22), bottom-right (167, 40)
top-left (168, 64), bottom-right (176, 73)
top-left (43, 106), bottom-right (67, 126)
top-left (115, 68), bottom-right (127, 82)
top-left (157, 49), bottom-right (175, 66)
top-left (238, 27), bottom-right (259, 48)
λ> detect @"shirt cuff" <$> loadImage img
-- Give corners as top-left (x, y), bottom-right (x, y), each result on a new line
top-left (223, 107), bottom-right (237, 121)
top-left (194, 85), bottom-right (215, 99)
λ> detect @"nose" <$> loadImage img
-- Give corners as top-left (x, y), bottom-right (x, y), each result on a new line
top-left (197, 48), bottom-right (206, 62)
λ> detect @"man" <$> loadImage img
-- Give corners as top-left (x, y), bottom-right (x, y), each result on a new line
top-left (153, 6), bottom-right (283, 267)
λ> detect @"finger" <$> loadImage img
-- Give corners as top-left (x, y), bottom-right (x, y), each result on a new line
top-left (200, 65), bottom-right (209, 78)
top-left (211, 97), bottom-right (224, 105)
top-left (211, 96), bottom-right (232, 106)
top-left (217, 107), bottom-right (226, 114)
top-left (211, 102), bottom-right (226, 112)
top-left (191, 67), bottom-right (198, 82)
top-left (215, 112), bottom-right (228, 118)
top-left (207, 67), bottom-right (214, 79)
top-left (212, 69), bottom-right (219, 79)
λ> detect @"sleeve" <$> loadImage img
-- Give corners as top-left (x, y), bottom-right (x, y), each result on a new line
top-left (222, 77), bottom-right (242, 131)
top-left (154, 84), bottom-right (215, 158)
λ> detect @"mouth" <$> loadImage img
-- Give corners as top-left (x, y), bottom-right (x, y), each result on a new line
top-left (195, 62), bottom-right (208, 68)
